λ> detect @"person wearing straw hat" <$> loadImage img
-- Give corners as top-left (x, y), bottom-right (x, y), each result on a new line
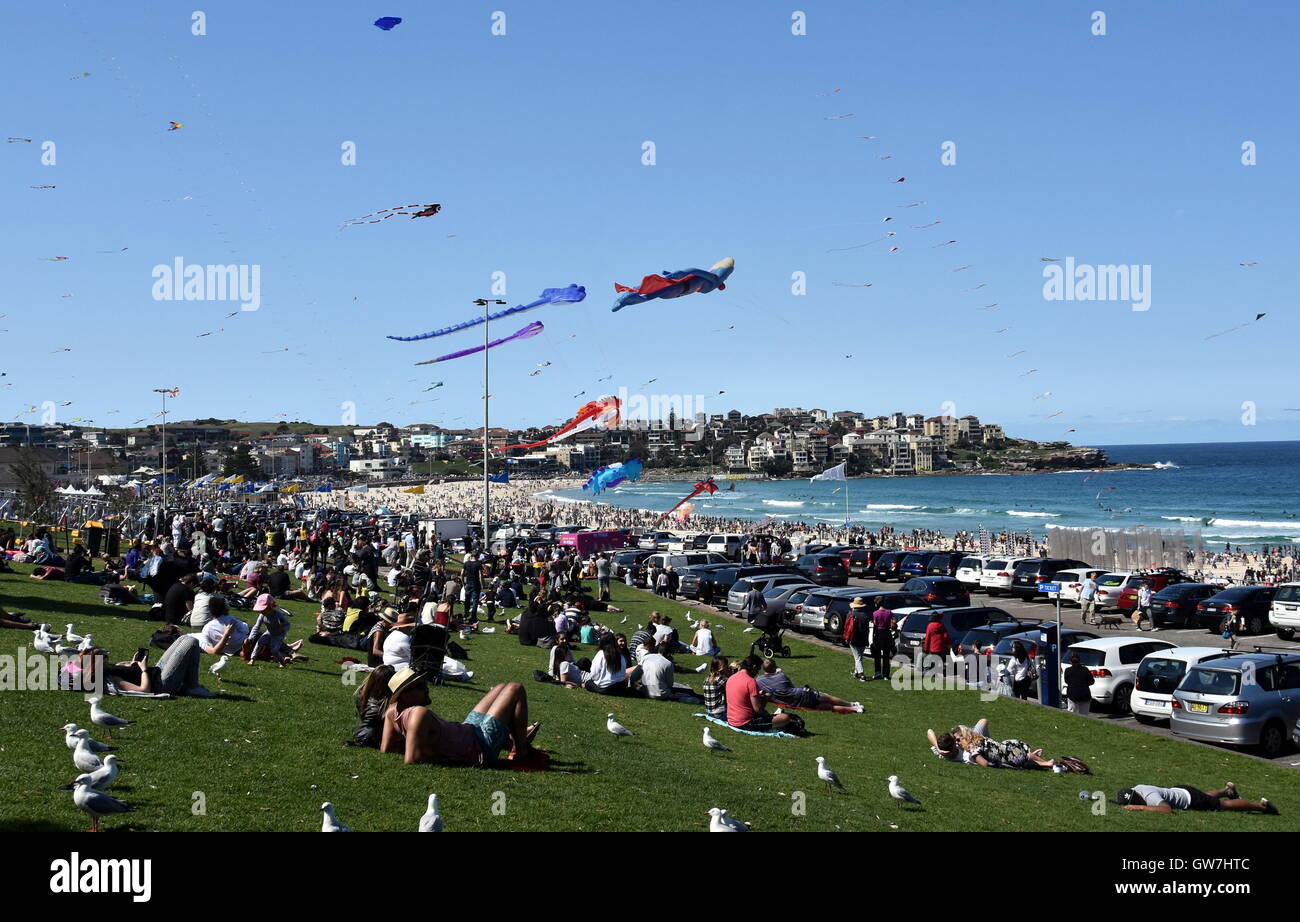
top-left (381, 609), bottom-right (416, 669)
top-left (381, 668), bottom-right (549, 771)
top-left (844, 598), bottom-right (873, 682)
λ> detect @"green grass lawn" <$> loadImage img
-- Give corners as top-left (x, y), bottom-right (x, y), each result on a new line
top-left (1, 565), bottom-right (1296, 832)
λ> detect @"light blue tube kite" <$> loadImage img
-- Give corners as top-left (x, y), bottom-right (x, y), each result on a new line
top-left (387, 284), bottom-right (586, 341)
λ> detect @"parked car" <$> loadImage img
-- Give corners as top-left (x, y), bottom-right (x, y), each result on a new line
top-left (1170, 652), bottom-right (1300, 758)
top-left (637, 531), bottom-right (675, 550)
top-left (1009, 558), bottom-right (1093, 601)
top-left (1063, 637), bottom-right (1178, 713)
top-left (901, 576), bottom-right (971, 608)
top-left (632, 552), bottom-right (728, 587)
top-left (896, 605), bottom-right (1020, 655)
top-left (760, 582), bottom-right (822, 620)
top-left (1268, 582), bottom-right (1300, 640)
top-left (1115, 569), bottom-right (1195, 612)
top-left (990, 625), bottom-right (1101, 688)
top-left (704, 534), bottom-right (745, 560)
top-left (726, 574), bottom-right (817, 614)
top-left (665, 533), bottom-right (708, 552)
top-left (924, 552), bottom-right (962, 577)
top-left (900, 551), bottom-right (944, 581)
top-left (953, 619), bottom-right (1043, 657)
top-left (1195, 586), bottom-right (1278, 636)
top-left (794, 553), bottom-right (849, 586)
top-left (786, 588), bottom-right (925, 642)
top-left (954, 555), bottom-right (994, 590)
top-left (871, 550), bottom-right (910, 582)
top-left (1048, 567), bottom-right (1109, 605)
top-left (682, 564), bottom-right (798, 605)
top-left (843, 547), bottom-right (890, 577)
top-left (609, 549), bottom-right (652, 579)
top-left (1092, 572), bottom-right (1135, 611)
top-left (1147, 583), bottom-right (1220, 628)
top-left (1131, 646), bottom-right (1234, 723)
top-left (978, 557), bottom-right (1036, 596)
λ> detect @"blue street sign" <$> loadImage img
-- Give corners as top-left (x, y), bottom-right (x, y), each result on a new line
top-left (1038, 582), bottom-right (1062, 593)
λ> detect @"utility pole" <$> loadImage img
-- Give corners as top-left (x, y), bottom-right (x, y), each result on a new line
top-left (152, 388), bottom-right (178, 527)
top-left (474, 298), bottom-right (506, 551)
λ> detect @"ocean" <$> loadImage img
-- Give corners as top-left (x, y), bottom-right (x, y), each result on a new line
top-left (541, 441), bottom-right (1300, 549)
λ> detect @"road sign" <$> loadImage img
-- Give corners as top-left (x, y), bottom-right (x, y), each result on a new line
top-left (1038, 582), bottom-right (1061, 593)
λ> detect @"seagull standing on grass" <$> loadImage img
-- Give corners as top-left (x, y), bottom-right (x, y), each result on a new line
top-left (89, 696), bottom-right (133, 738)
top-left (707, 807), bottom-right (751, 831)
top-left (816, 756), bottom-right (845, 792)
top-left (64, 624), bottom-right (84, 644)
top-left (78, 634), bottom-right (94, 652)
top-left (888, 775), bottom-right (922, 807)
top-left (33, 631), bottom-right (59, 654)
top-left (606, 713), bottom-right (636, 739)
top-left (71, 727), bottom-right (114, 754)
top-left (209, 655), bottom-right (230, 681)
top-left (71, 776), bottom-right (132, 832)
top-left (419, 793), bottom-right (443, 832)
top-left (321, 802), bottom-right (352, 831)
top-left (703, 727), bottom-right (731, 752)
top-left (73, 754), bottom-right (122, 791)
top-left (72, 735), bottom-right (105, 774)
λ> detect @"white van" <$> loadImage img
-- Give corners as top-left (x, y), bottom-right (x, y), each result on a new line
top-left (1130, 646), bottom-right (1234, 722)
top-left (1268, 582), bottom-right (1300, 640)
top-left (954, 555), bottom-right (993, 589)
top-left (1049, 567), bottom-right (1108, 605)
top-left (978, 557), bottom-right (1035, 596)
top-left (705, 534), bottom-right (744, 560)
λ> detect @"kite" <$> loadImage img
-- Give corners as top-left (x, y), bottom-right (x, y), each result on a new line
top-left (657, 478), bottom-right (718, 524)
top-left (1239, 261), bottom-right (1259, 267)
top-left (1032, 391), bottom-right (1052, 400)
top-left (261, 347), bottom-right (288, 353)
top-left (888, 246), bottom-right (901, 252)
top-left (374, 16), bottom-right (402, 30)
top-left (673, 503), bottom-right (694, 524)
top-left (878, 155), bottom-right (893, 160)
top-left (1018, 368), bottom-right (1038, 376)
top-left (952, 265), bottom-right (972, 272)
top-left (931, 240), bottom-right (957, 248)
top-left (832, 282), bottom-right (872, 288)
top-left (422, 382), bottom-right (444, 391)
top-left (978, 303), bottom-right (998, 310)
top-left (342, 202), bottom-right (441, 228)
top-left (414, 321), bottom-right (544, 365)
top-left (498, 397), bottom-right (620, 452)
top-left (882, 217), bottom-right (892, 223)
top-left (964, 283), bottom-right (987, 291)
top-left (1040, 257), bottom-right (1061, 262)
top-left (816, 88), bottom-right (842, 96)
top-left (898, 201), bottom-right (926, 208)
top-left (529, 370), bottom-right (543, 377)
top-left (387, 285), bottom-right (585, 340)
top-left (536, 361), bottom-right (552, 367)
top-left (30, 185), bottom-right (56, 189)
top-left (1095, 487), bottom-right (1117, 500)
top-left (7, 138), bottom-right (32, 143)
top-left (50, 347), bottom-right (71, 353)
top-left (597, 375), bottom-right (613, 382)
top-left (856, 135), bottom-right (877, 140)
top-left (1204, 314), bottom-right (1266, 341)
top-left (913, 221), bottom-right (941, 229)
top-left (572, 391), bottom-right (585, 398)
top-left (712, 323), bottom-right (738, 330)
top-left (168, 122), bottom-right (183, 131)
top-left (640, 377), bottom-right (657, 387)
top-left (70, 72), bottom-right (90, 80)
top-left (611, 258), bottom-right (734, 312)
top-left (893, 177), bottom-right (906, 183)
top-left (41, 256), bottom-right (69, 261)
top-left (827, 234), bottom-right (892, 253)
top-left (1007, 350), bottom-right (1025, 358)
top-left (823, 114), bottom-right (855, 120)
top-left (1044, 410), bottom-right (1064, 420)
top-left (583, 458), bottom-right (644, 495)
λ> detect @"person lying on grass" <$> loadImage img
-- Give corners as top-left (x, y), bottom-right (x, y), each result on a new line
top-left (0, 604), bottom-right (36, 630)
top-left (927, 719), bottom-right (1058, 770)
top-left (757, 659), bottom-right (863, 713)
top-left (380, 669), bottom-right (549, 770)
top-left (1116, 782), bottom-right (1279, 815)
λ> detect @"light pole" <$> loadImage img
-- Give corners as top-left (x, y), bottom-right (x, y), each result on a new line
top-left (474, 299), bottom-right (506, 550)
top-left (152, 388), bottom-right (178, 527)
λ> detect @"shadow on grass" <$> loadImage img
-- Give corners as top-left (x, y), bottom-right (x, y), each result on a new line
top-left (3, 593), bottom-right (156, 622)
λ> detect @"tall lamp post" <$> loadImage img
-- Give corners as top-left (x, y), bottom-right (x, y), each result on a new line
top-left (152, 388), bottom-right (178, 526)
top-left (473, 299), bottom-right (506, 550)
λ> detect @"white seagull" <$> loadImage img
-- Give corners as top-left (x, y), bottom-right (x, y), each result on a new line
top-left (888, 774), bottom-right (922, 807)
top-left (71, 776), bottom-right (132, 832)
top-left (702, 727), bottom-right (731, 752)
top-left (816, 756), bottom-right (845, 792)
top-left (89, 697), bottom-right (133, 737)
top-left (419, 793), bottom-right (443, 832)
top-left (694, 663), bottom-right (708, 673)
top-left (64, 624), bottom-right (84, 644)
top-left (75, 754), bottom-right (122, 791)
top-left (72, 735), bottom-right (105, 774)
top-left (321, 802), bottom-right (352, 832)
top-left (71, 727), bottom-right (114, 754)
top-left (61, 723), bottom-right (85, 750)
top-left (78, 634), bottom-right (94, 652)
top-left (707, 807), bottom-right (751, 832)
top-left (209, 655), bottom-right (230, 681)
top-left (33, 631), bottom-right (59, 654)
top-left (606, 713), bottom-right (636, 739)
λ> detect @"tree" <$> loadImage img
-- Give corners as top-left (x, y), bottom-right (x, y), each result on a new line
top-left (222, 444), bottom-right (261, 480)
top-left (762, 457), bottom-right (793, 478)
top-left (12, 448), bottom-right (55, 523)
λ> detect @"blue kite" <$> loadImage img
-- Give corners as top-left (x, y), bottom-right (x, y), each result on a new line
top-left (374, 16), bottom-right (402, 30)
top-left (387, 284), bottom-right (586, 341)
top-left (583, 458), bottom-right (644, 495)
top-left (611, 258), bottom-right (734, 312)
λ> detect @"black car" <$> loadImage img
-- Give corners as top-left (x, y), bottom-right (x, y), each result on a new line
top-left (924, 552), bottom-right (962, 577)
top-left (610, 549), bottom-right (653, 579)
top-left (902, 576), bottom-right (971, 608)
top-left (794, 554), bottom-right (849, 586)
top-left (684, 564), bottom-right (798, 605)
top-left (1009, 557), bottom-right (1092, 600)
top-left (900, 551), bottom-right (944, 581)
top-left (1148, 582), bottom-right (1220, 628)
top-left (844, 547), bottom-right (889, 577)
top-left (1195, 586), bottom-right (1278, 635)
top-left (872, 550), bottom-right (910, 581)
top-left (897, 606), bottom-right (1020, 654)
top-left (953, 620), bottom-right (1044, 656)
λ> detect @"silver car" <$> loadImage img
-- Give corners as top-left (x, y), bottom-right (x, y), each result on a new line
top-left (726, 575), bottom-right (817, 615)
top-left (1170, 653), bottom-right (1300, 758)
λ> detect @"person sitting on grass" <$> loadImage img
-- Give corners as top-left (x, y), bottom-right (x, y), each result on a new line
top-left (725, 655), bottom-right (798, 733)
top-left (691, 619), bottom-right (719, 657)
top-left (380, 668), bottom-right (549, 770)
top-left (702, 656), bottom-right (732, 720)
top-left (246, 594), bottom-right (306, 667)
top-left (756, 659), bottom-right (863, 713)
top-left (563, 633), bottom-right (638, 695)
top-left (1116, 782), bottom-right (1278, 815)
top-left (926, 718), bottom-right (1057, 769)
top-left (346, 664), bottom-right (396, 748)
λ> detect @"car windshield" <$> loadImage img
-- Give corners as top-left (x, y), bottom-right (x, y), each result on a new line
top-left (731, 581), bottom-right (752, 594)
top-left (985, 560), bottom-right (1007, 570)
top-left (1070, 648), bottom-right (1107, 668)
top-left (899, 612), bottom-right (930, 633)
top-left (1128, 577), bottom-right (1156, 590)
top-left (1098, 574), bottom-right (1126, 587)
top-left (1137, 658), bottom-right (1188, 693)
top-left (1275, 585), bottom-right (1300, 603)
top-left (1180, 667), bottom-right (1241, 697)
top-left (763, 585), bottom-right (793, 599)
top-left (959, 558), bottom-right (983, 569)
top-left (949, 610), bottom-right (991, 632)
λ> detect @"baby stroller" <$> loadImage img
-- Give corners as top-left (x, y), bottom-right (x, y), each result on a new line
top-left (410, 623), bottom-right (448, 686)
top-left (750, 627), bottom-right (792, 659)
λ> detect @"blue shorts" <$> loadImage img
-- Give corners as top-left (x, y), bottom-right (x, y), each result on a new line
top-left (464, 710), bottom-right (510, 760)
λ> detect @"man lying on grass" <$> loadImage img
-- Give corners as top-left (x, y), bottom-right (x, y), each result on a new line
top-left (380, 668), bottom-right (550, 770)
top-left (1117, 782), bottom-right (1279, 815)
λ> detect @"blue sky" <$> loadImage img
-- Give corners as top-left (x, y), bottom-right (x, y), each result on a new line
top-left (3, 0), bottom-right (1297, 444)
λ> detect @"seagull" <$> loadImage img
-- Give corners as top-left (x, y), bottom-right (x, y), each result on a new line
top-left (64, 624), bottom-right (84, 644)
top-left (209, 654), bottom-right (230, 681)
top-left (694, 663), bottom-right (708, 673)
top-left (703, 727), bottom-right (731, 752)
top-left (78, 634), bottom-right (94, 652)
top-left (72, 754), bottom-right (122, 792)
top-left (89, 697), bottom-right (132, 738)
top-left (707, 807), bottom-right (750, 831)
top-left (888, 774), bottom-right (922, 807)
top-left (816, 756), bottom-right (844, 792)
top-left (33, 632), bottom-right (59, 654)
top-left (606, 713), bottom-right (636, 739)
top-left (71, 776), bottom-right (132, 832)
top-left (72, 728), bottom-right (114, 755)
top-left (419, 793), bottom-right (443, 832)
top-left (321, 802), bottom-right (352, 832)
top-left (61, 723), bottom-right (85, 750)
top-left (72, 735), bottom-right (105, 774)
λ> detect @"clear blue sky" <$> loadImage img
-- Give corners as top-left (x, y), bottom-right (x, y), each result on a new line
top-left (3, 0), bottom-right (1297, 444)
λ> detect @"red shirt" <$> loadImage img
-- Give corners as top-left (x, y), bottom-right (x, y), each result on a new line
top-left (923, 622), bottom-right (951, 655)
top-left (725, 670), bottom-right (761, 726)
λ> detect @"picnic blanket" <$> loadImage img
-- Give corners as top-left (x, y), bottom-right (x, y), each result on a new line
top-left (693, 713), bottom-right (796, 738)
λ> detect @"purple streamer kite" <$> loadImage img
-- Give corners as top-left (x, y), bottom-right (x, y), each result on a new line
top-left (413, 321), bottom-right (544, 365)
top-left (387, 285), bottom-right (585, 341)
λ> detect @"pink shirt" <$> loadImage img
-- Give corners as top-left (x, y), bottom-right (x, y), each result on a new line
top-left (395, 705), bottom-right (485, 767)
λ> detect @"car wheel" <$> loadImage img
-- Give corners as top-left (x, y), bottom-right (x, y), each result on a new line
top-left (1259, 720), bottom-right (1287, 759)
top-left (1112, 684), bottom-right (1133, 714)
top-left (826, 612), bottom-right (843, 636)
top-left (1277, 628), bottom-right (1296, 641)
top-left (1247, 614), bottom-right (1265, 636)
top-left (1134, 714), bottom-right (1157, 726)
top-left (986, 589), bottom-right (999, 597)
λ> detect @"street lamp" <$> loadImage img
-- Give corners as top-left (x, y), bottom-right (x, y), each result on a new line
top-left (473, 299), bottom-right (506, 550)
top-left (152, 388), bottom-right (179, 525)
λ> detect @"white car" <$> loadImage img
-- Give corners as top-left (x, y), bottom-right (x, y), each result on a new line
top-left (978, 557), bottom-right (1036, 596)
top-left (1268, 582), bottom-right (1300, 640)
top-left (954, 555), bottom-right (994, 590)
top-left (1064, 637), bottom-right (1177, 713)
top-left (1130, 646), bottom-right (1233, 723)
top-left (1092, 572), bottom-right (1135, 611)
top-left (705, 534), bottom-right (744, 560)
top-left (1048, 567), bottom-right (1108, 605)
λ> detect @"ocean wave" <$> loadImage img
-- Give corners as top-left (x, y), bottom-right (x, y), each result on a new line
top-left (1205, 534), bottom-right (1300, 542)
top-left (1152, 461), bottom-right (1181, 470)
top-left (762, 500), bottom-right (806, 507)
top-left (864, 503), bottom-right (921, 510)
top-left (1161, 515), bottom-right (1204, 523)
top-left (1208, 518), bottom-right (1300, 530)
top-left (1006, 510), bottom-right (1060, 518)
